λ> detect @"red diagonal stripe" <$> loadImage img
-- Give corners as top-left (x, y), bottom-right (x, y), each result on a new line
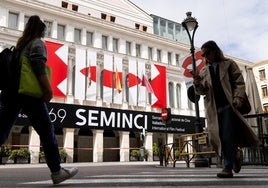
top-left (45, 41), bottom-right (67, 97)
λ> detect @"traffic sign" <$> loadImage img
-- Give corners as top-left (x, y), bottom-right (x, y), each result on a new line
top-left (161, 108), bottom-right (170, 121)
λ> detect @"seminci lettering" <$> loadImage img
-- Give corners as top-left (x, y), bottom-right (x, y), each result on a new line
top-left (75, 109), bottom-right (148, 130)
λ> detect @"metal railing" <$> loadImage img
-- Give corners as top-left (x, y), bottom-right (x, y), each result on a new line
top-left (243, 113), bottom-right (268, 165)
top-left (158, 113), bottom-right (268, 167)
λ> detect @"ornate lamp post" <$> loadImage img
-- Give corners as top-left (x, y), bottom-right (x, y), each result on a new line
top-left (182, 11), bottom-right (202, 133)
top-left (182, 12), bottom-right (207, 167)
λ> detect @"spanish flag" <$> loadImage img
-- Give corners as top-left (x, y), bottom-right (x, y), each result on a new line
top-left (115, 69), bottom-right (122, 93)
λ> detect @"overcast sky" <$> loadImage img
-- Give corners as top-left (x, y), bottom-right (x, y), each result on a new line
top-left (130, 0), bottom-right (268, 62)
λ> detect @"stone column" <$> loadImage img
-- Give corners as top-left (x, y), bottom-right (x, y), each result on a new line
top-left (66, 56), bottom-right (74, 100)
top-left (51, 20), bottom-right (58, 39)
top-left (118, 38), bottom-right (126, 54)
top-left (93, 130), bottom-right (104, 162)
top-left (119, 131), bottom-right (129, 162)
top-left (131, 41), bottom-right (136, 57)
top-left (144, 132), bottom-right (153, 161)
top-left (107, 35), bottom-right (113, 51)
top-left (167, 133), bottom-right (174, 144)
top-left (63, 128), bottom-right (75, 163)
top-left (28, 127), bottom-right (40, 164)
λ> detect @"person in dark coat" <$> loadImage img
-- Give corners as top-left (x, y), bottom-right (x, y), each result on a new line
top-left (192, 40), bottom-right (260, 178)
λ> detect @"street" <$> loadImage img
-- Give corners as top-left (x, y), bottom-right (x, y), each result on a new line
top-left (0, 161), bottom-right (268, 187)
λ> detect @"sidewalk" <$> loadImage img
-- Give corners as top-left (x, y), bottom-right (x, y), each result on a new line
top-left (0, 161), bottom-right (187, 169)
top-left (1, 161), bottom-right (267, 170)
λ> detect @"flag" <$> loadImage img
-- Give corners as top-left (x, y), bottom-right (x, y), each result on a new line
top-left (115, 68), bottom-right (122, 93)
top-left (141, 74), bottom-right (154, 93)
top-left (151, 64), bottom-right (166, 108)
top-left (45, 41), bottom-right (68, 98)
top-left (128, 58), bottom-right (138, 106)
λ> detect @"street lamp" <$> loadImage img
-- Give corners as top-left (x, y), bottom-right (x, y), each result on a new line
top-left (182, 12), bottom-right (207, 167)
top-left (182, 11), bottom-right (202, 133)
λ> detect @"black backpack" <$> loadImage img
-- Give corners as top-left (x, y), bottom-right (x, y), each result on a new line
top-left (0, 46), bottom-right (20, 91)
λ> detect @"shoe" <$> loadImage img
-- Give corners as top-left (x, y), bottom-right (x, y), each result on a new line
top-left (51, 167), bottom-right (78, 184)
top-left (217, 168), bottom-right (233, 178)
top-left (233, 148), bottom-right (242, 173)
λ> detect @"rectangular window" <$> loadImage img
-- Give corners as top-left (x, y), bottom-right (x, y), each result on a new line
top-left (157, 49), bottom-right (161, 62)
top-left (136, 44), bottom-right (141, 57)
top-left (24, 16), bottom-right (30, 27)
top-left (57, 24), bottom-right (65, 41)
top-left (110, 16), bottom-right (116, 22)
top-left (263, 104), bottom-right (268, 113)
top-left (175, 54), bottom-right (180, 66)
top-left (113, 38), bottom-right (118, 52)
top-left (126, 41), bottom-right (131, 55)
top-left (168, 52), bottom-right (172, 64)
top-left (102, 35), bottom-right (108, 50)
top-left (261, 85), bottom-right (268, 98)
top-left (74, 28), bottom-right (81, 44)
top-left (148, 47), bottom-right (153, 60)
top-left (62, 1), bottom-right (68, 8)
top-left (175, 24), bottom-right (181, 41)
top-left (8, 12), bottom-right (19, 29)
top-left (44, 20), bottom-right (52, 38)
top-left (153, 17), bottom-right (159, 35)
top-left (72, 4), bottom-right (78, 11)
top-left (259, 69), bottom-right (266, 80)
top-left (101, 13), bottom-right (107, 20)
top-left (86, 31), bottom-right (93, 46)
top-left (142, 26), bottom-right (147, 32)
top-left (168, 21), bottom-right (174, 40)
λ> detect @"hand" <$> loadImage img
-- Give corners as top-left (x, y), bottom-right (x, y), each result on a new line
top-left (189, 70), bottom-right (202, 85)
top-left (42, 90), bottom-right (53, 103)
top-left (233, 97), bottom-right (242, 109)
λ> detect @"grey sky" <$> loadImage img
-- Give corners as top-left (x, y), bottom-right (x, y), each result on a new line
top-left (130, 0), bottom-right (268, 62)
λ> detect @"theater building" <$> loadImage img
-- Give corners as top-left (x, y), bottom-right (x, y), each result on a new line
top-left (0, 0), bottom-right (252, 163)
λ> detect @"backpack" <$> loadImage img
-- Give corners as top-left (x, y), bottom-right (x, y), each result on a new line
top-left (0, 46), bottom-right (20, 91)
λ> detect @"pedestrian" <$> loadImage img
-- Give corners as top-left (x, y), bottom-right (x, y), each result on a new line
top-left (191, 40), bottom-right (260, 178)
top-left (0, 15), bottom-right (78, 184)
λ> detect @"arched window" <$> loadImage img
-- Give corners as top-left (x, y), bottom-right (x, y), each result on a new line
top-left (168, 82), bottom-right (174, 108)
top-left (176, 84), bottom-right (181, 108)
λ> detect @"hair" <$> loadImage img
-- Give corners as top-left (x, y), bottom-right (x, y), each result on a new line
top-left (201, 40), bottom-right (226, 62)
top-left (16, 15), bottom-right (46, 51)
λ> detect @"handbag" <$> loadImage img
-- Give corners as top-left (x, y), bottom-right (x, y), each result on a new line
top-left (228, 62), bottom-right (251, 115)
top-left (18, 55), bottom-right (51, 98)
top-left (236, 93), bottom-right (251, 115)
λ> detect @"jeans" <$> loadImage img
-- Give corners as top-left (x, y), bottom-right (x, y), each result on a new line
top-left (218, 106), bottom-right (238, 170)
top-left (0, 91), bottom-right (61, 173)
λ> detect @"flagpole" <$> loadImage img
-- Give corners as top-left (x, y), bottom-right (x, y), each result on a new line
top-left (112, 55), bottom-right (114, 104)
top-left (85, 49), bottom-right (88, 100)
top-left (136, 59), bottom-right (139, 107)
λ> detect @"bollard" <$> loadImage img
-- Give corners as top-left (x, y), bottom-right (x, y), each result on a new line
top-left (140, 146), bottom-right (145, 160)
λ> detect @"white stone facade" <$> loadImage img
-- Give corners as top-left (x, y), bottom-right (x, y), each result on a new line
top-left (0, 0), bottom-right (253, 163)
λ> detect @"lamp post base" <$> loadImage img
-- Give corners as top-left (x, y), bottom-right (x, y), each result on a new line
top-left (194, 155), bottom-right (209, 167)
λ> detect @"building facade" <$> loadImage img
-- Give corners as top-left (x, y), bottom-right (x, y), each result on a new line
top-left (253, 60), bottom-right (268, 113)
top-left (0, 0), bottom-right (253, 163)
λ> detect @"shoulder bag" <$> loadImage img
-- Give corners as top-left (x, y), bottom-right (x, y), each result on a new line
top-left (18, 42), bottom-right (51, 98)
top-left (228, 62), bottom-right (251, 115)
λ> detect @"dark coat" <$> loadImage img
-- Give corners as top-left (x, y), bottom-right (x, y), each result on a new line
top-left (194, 59), bottom-right (260, 154)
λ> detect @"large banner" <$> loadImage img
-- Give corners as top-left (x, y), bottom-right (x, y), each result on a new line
top-left (15, 103), bottom-right (205, 134)
top-left (45, 41), bottom-right (68, 97)
top-left (151, 64), bottom-right (166, 108)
